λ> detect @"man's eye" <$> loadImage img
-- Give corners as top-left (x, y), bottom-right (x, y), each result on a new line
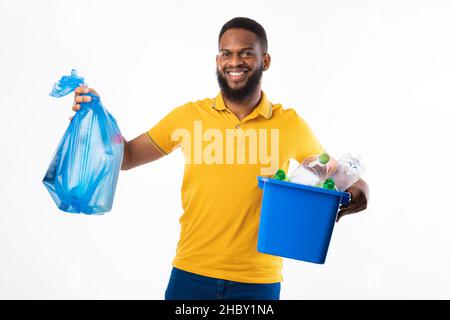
top-left (241, 51), bottom-right (254, 57)
top-left (220, 52), bottom-right (230, 57)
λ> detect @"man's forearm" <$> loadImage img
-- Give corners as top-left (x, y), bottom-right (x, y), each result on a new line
top-left (119, 133), bottom-right (165, 171)
top-left (121, 138), bottom-right (131, 170)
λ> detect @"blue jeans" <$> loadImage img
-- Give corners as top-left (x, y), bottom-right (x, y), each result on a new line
top-left (164, 267), bottom-right (281, 300)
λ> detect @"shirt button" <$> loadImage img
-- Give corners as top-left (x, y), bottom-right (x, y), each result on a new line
top-left (235, 124), bottom-right (240, 129)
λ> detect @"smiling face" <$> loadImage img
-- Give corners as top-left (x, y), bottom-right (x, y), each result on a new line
top-left (216, 28), bottom-right (271, 102)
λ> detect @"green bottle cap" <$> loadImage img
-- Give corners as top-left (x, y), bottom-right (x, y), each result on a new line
top-left (273, 169), bottom-right (286, 180)
top-left (323, 178), bottom-right (335, 190)
top-left (319, 153), bottom-right (330, 164)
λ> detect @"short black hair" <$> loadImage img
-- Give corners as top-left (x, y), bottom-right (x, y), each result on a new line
top-left (218, 17), bottom-right (268, 53)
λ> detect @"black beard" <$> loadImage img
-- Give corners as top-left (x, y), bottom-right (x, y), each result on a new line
top-left (216, 64), bottom-right (263, 103)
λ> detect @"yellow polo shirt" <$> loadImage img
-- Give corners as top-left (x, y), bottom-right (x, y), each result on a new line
top-left (146, 91), bottom-right (323, 283)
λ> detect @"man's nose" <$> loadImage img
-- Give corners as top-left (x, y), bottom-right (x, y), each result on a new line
top-left (229, 52), bottom-right (244, 66)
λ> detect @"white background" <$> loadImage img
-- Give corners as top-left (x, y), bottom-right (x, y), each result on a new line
top-left (0, 0), bottom-right (449, 299)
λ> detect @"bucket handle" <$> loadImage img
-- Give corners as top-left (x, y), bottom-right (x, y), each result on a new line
top-left (340, 192), bottom-right (352, 206)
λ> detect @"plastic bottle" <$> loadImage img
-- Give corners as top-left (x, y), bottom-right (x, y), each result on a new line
top-left (288, 153), bottom-right (337, 186)
top-left (272, 169), bottom-right (289, 181)
top-left (329, 154), bottom-right (365, 191)
top-left (319, 178), bottom-right (337, 190)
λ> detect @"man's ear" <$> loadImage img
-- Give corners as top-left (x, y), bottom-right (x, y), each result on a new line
top-left (263, 53), bottom-right (271, 71)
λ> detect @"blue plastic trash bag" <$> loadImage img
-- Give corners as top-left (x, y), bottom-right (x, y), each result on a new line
top-left (43, 69), bottom-right (124, 214)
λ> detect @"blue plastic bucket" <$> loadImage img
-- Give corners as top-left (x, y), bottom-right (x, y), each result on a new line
top-left (257, 176), bottom-right (351, 264)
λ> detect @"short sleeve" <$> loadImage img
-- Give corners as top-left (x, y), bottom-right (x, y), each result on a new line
top-left (146, 105), bottom-right (187, 155)
top-left (294, 113), bottom-right (325, 163)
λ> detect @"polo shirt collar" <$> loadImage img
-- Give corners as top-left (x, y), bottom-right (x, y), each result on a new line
top-left (213, 91), bottom-right (273, 120)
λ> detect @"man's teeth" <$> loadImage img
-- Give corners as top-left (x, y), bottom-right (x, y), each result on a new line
top-left (229, 71), bottom-right (244, 76)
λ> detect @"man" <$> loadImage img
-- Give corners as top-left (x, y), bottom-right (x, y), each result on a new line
top-left (72, 17), bottom-right (369, 300)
